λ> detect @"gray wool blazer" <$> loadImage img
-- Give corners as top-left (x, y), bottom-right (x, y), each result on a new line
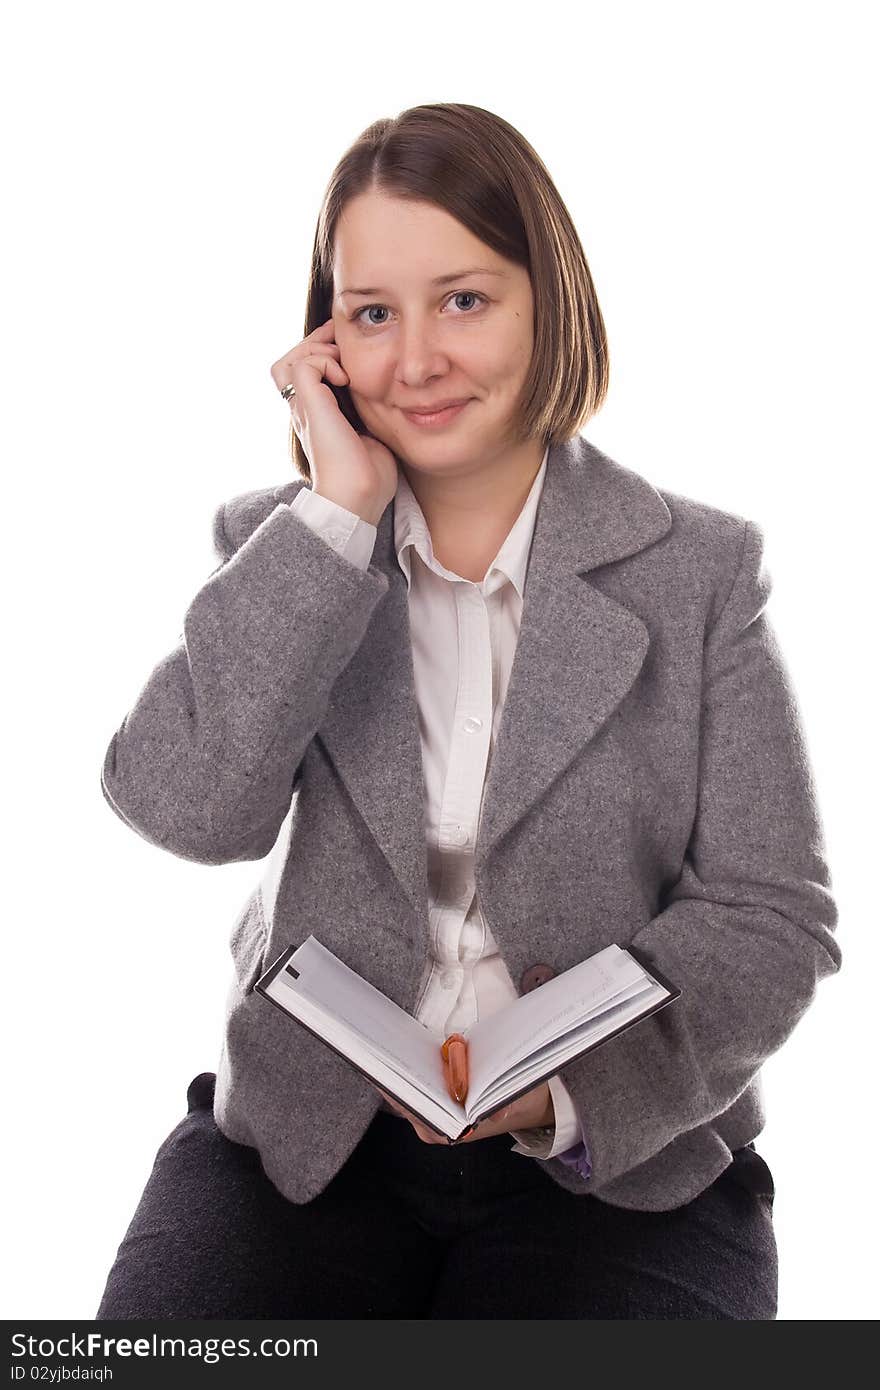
top-left (100, 432), bottom-right (841, 1212)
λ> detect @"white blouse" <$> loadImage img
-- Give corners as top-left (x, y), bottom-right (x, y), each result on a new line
top-left (286, 443), bottom-right (583, 1161)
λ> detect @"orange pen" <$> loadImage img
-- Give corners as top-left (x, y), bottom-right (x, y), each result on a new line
top-left (441, 1032), bottom-right (469, 1104)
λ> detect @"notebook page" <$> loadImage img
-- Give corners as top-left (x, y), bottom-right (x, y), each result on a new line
top-left (264, 974), bottom-right (466, 1137)
top-left (466, 945), bottom-right (651, 1103)
top-left (266, 937), bottom-right (450, 1102)
top-left (472, 980), bottom-right (668, 1113)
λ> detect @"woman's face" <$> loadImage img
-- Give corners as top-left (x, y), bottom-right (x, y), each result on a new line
top-left (331, 190), bottom-right (535, 474)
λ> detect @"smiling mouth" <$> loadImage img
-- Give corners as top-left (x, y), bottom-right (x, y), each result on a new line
top-left (403, 398), bottom-right (470, 413)
top-left (400, 400), bottom-right (473, 426)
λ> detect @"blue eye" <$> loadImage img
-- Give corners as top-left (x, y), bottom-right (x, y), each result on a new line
top-left (354, 290), bottom-right (487, 328)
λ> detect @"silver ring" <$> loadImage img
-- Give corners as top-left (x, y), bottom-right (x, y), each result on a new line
top-left (280, 383), bottom-right (296, 402)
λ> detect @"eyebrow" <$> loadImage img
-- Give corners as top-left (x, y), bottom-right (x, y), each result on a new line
top-left (337, 267), bottom-right (507, 299)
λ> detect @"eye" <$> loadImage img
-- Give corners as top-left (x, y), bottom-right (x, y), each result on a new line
top-left (353, 290), bottom-right (488, 329)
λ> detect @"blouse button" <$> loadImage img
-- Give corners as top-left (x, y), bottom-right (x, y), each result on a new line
top-left (463, 716), bottom-right (483, 733)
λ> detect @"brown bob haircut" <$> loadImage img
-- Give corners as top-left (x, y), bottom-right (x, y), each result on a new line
top-left (289, 101), bottom-right (609, 484)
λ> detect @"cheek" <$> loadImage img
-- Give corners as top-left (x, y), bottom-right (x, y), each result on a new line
top-left (333, 322), bottom-right (361, 360)
top-left (474, 336), bottom-right (527, 386)
top-left (490, 345), bottom-right (530, 396)
top-left (338, 337), bottom-right (381, 384)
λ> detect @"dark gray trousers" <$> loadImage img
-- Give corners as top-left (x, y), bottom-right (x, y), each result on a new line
top-left (95, 1072), bottom-right (778, 1320)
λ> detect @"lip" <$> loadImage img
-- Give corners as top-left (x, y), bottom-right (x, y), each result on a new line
top-left (401, 399), bottom-right (472, 426)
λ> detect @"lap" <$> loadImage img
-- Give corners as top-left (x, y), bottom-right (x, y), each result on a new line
top-left (95, 1073), bottom-right (443, 1319)
top-left (96, 1073), bottom-right (778, 1320)
top-left (428, 1156), bottom-right (778, 1319)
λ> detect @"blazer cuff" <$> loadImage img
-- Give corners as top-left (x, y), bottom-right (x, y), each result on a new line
top-left (289, 487), bottom-right (377, 571)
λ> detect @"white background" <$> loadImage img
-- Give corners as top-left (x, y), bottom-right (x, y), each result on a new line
top-left (2, 0), bottom-right (875, 1322)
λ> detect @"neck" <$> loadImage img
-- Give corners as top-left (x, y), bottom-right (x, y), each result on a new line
top-left (399, 435), bottom-right (547, 582)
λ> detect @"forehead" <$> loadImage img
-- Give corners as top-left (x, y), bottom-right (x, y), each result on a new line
top-left (333, 192), bottom-right (507, 297)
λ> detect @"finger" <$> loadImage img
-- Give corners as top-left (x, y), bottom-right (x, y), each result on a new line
top-left (464, 1124), bottom-right (497, 1142)
top-left (413, 1124), bottom-right (445, 1145)
top-left (272, 341), bottom-right (341, 365)
top-left (291, 354), bottom-right (348, 387)
top-left (271, 357), bottom-right (350, 404)
top-left (270, 347), bottom-right (342, 387)
top-left (270, 340), bottom-right (341, 376)
top-left (457, 1109), bottom-right (510, 1143)
top-left (373, 1086), bottom-right (456, 1144)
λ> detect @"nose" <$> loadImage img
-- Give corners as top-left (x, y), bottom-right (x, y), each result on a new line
top-left (394, 320), bottom-right (452, 383)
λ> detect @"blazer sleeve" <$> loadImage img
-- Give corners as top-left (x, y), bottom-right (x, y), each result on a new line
top-left (99, 493), bottom-right (389, 865)
top-left (558, 517), bottom-right (842, 1190)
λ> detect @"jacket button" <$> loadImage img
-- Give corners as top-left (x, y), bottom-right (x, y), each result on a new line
top-left (520, 963), bottom-right (556, 994)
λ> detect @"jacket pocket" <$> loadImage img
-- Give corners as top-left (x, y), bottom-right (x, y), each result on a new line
top-left (228, 889), bottom-right (269, 995)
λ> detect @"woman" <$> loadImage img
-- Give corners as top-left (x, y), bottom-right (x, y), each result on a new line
top-left (95, 102), bottom-right (840, 1320)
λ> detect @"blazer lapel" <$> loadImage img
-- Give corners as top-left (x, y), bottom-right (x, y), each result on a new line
top-left (317, 434), bottom-right (672, 951)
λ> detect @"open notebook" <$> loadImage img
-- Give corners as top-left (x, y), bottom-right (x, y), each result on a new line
top-left (254, 936), bottom-right (680, 1143)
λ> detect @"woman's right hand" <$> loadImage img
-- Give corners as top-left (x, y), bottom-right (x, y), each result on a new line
top-left (270, 318), bottom-right (399, 526)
